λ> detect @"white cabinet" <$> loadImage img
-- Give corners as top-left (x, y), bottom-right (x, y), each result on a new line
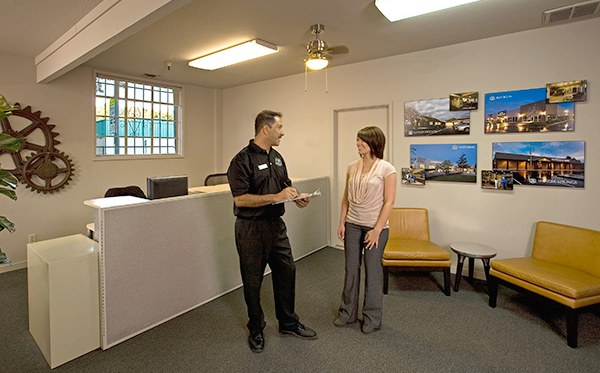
top-left (27, 234), bottom-right (100, 368)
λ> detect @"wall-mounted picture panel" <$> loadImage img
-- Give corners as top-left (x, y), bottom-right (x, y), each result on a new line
top-left (401, 167), bottom-right (425, 185)
top-left (481, 170), bottom-right (513, 190)
top-left (404, 98), bottom-right (470, 136)
top-left (410, 143), bottom-right (477, 183)
top-left (492, 141), bottom-right (584, 188)
top-left (450, 92), bottom-right (478, 111)
top-left (546, 80), bottom-right (587, 104)
top-left (485, 88), bottom-right (575, 133)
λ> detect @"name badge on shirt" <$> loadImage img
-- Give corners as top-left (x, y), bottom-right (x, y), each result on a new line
top-left (258, 163), bottom-right (268, 170)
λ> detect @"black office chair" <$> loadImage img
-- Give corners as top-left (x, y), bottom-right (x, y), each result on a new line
top-left (87, 186), bottom-right (147, 240)
top-left (104, 185), bottom-right (147, 199)
top-left (204, 173), bottom-right (228, 186)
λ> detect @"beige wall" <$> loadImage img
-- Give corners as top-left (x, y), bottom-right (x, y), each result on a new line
top-left (2, 17), bottom-right (599, 274)
top-left (0, 52), bottom-right (217, 270)
top-left (220, 17), bottom-right (600, 264)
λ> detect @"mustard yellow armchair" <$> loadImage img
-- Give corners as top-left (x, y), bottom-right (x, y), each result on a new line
top-left (382, 208), bottom-right (451, 296)
top-left (489, 221), bottom-right (600, 348)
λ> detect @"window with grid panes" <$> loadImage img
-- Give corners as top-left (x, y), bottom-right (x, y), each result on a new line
top-left (95, 74), bottom-right (182, 157)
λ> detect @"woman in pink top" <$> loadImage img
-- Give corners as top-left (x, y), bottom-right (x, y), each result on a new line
top-left (334, 126), bottom-right (396, 334)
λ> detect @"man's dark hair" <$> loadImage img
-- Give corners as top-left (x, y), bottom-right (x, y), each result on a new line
top-left (357, 126), bottom-right (386, 159)
top-left (255, 110), bottom-right (282, 135)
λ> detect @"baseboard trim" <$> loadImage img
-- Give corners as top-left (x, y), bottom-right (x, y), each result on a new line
top-left (0, 260), bottom-right (27, 274)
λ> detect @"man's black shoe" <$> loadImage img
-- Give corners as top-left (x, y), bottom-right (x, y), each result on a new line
top-left (248, 330), bottom-right (264, 353)
top-left (279, 323), bottom-right (317, 340)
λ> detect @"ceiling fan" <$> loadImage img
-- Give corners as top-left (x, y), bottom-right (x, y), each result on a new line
top-left (305, 24), bottom-right (349, 71)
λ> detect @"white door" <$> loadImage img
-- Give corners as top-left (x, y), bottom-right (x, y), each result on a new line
top-left (333, 105), bottom-right (391, 248)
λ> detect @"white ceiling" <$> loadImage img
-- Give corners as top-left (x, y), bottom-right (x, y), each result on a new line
top-left (0, 0), bottom-right (104, 57)
top-left (1, 0), bottom-right (598, 88)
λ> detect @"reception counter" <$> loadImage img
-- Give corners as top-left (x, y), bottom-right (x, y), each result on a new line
top-left (27, 234), bottom-right (100, 368)
top-left (89, 176), bottom-right (328, 349)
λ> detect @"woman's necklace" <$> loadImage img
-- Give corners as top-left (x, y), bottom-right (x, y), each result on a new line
top-left (362, 159), bottom-right (375, 175)
top-left (353, 157), bottom-right (379, 202)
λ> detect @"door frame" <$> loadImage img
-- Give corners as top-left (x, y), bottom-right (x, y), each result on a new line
top-left (331, 102), bottom-right (393, 248)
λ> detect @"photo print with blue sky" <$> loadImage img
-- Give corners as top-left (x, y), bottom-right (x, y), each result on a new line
top-left (485, 88), bottom-right (574, 133)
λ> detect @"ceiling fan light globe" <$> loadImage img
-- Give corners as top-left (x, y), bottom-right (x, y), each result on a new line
top-left (306, 57), bottom-right (328, 70)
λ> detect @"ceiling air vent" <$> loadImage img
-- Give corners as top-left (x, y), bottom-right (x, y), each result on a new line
top-left (543, 0), bottom-right (600, 25)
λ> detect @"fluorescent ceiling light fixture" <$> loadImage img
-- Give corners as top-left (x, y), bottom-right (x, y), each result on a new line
top-left (305, 55), bottom-right (329, 70)
top-left (188, 39), bottom-right (278, 70)
top-left (375, 0), bottom-right (480, 22)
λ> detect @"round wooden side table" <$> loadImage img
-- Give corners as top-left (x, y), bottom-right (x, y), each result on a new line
top-left (450, 242), bottom-right (497, 292)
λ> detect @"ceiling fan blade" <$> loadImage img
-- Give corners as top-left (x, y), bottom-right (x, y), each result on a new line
top-left (328, 45), bottom-right (349, 55)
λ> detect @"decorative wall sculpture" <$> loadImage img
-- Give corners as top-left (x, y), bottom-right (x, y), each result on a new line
top-left (0, 105), bottom-right (74, 194)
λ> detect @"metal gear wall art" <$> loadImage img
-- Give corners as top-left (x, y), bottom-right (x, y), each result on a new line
top-left (0, 105), bottom-right (75, 194)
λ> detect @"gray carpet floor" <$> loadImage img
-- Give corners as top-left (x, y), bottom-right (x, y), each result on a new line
top-left (1, 247), bottom-right (599, 372)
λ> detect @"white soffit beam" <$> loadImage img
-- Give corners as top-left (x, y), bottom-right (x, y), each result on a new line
top-left (35, 0), bottom-right (193, 83)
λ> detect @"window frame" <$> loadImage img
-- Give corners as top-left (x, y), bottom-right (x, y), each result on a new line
top-left (93, 72), bottom-right (184, 160)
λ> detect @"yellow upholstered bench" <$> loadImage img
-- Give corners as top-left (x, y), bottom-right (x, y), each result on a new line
top-left (488, 221), bottom-right (600, 348)
top-left (382, 208), bottom-right (451, 296)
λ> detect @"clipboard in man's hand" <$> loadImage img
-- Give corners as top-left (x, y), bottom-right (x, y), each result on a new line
top-left (272, 188), bottom-right (322, 204)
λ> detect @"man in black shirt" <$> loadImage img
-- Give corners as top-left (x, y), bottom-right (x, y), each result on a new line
top-left (227, 110), bottom-right (317, 353)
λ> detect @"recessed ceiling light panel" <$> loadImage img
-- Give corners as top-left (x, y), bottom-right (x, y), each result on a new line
top-left (375, 0), bottom-right (480, 22)
top-left (188, 39), bottom-right (278, 70)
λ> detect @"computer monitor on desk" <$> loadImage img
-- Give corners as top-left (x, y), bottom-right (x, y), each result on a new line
top-left (147, 175), bottom-right (188, 200)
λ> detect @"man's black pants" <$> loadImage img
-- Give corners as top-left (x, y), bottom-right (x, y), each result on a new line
top-left (235, 217), bottom-right (299, 332)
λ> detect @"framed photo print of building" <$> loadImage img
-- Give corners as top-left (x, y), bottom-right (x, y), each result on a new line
top-left (492, 141), bottom-right (584, 188)
top-left (485, 88), bottom-right (575, 133)
top-left (404, 97), bottom-right (470, 136)
top-left (450, 91), bottom-right (478, 111)
top-left (546, 80), bottom-right (587, 104)
top-left (410, 143), bottom-right (477, 183)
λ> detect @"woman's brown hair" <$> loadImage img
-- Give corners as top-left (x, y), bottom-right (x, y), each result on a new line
top-left (357, 126), bottom-right (385, 159)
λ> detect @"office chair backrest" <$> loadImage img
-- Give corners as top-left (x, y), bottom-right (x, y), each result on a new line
top-left (104, 185), bottom-right (147, 199)
top-left (388, 208), bottom-right (430, 241)
top-left (204, 173), bottom-right (228, 186)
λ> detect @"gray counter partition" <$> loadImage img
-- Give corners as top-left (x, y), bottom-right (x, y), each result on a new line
top-left (97, 176), bottom-right (329, 349)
